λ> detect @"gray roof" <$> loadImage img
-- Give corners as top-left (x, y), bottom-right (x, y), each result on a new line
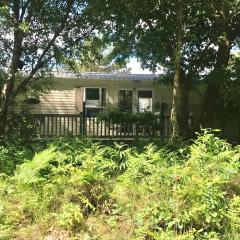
top-left (52, 71), bottom-right (160, 80)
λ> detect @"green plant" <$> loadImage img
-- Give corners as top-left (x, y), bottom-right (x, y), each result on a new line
top-left (98, 107), bottom-right (161, 129)
top-left (0, 131), bottom-right (239, 239)
top-left (0, 142), bottom-right (33, 175)
top-left (57, 203), bottom-right (84, 232)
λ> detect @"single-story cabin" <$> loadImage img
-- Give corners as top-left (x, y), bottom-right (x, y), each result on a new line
top-left (14, 71), bottom-right (238, 141)
top-left (24, 72), bottom-right (201, 117)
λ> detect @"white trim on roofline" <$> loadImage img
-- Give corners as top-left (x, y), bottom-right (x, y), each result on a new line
top-left (51, 71), bottom-right (161, 81)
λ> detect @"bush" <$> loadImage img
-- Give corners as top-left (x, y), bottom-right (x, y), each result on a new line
top-left (98, 107), bottom-right (161, 128)
top-left (0, 142), bottom-right (33, 175)
top-left (57, 203), bottom-right (84, 232)
top-left (0, 131), bottom-right (239, 239)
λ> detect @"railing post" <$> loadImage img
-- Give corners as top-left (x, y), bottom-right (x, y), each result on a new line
top-left (82, 102), bottom-right (86, 135)
top-left (135, 122), bottom-right (138, 138)
top-left (160, 103), bottom-right (165, 139)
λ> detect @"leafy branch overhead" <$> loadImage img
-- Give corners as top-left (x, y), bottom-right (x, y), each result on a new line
top-left (99, 0), bottom-right (240, 135)
top-left (0, 0), bottom-right (112, 134)
top-left (1, 0), bottom-right (107, 93)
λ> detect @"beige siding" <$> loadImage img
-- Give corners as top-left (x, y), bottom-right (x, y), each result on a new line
top-left (155, 86), bottom-right (173, 103)
top-left (75, 87), bottom-right (83, 114)
top-left (107, 87), bottom-right (118, 108)
top-left (154, 86), bottom-right (173, 115)
top-left (53, 78), bottom-right (155, 89)
top-left (31, 90), bottom-right (76, 114)
top-left (45, 78), bottom-right (157, 112)
top-left (26, 77), bottom-right (202, 115)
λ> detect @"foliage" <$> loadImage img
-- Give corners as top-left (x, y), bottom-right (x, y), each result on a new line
top-left (0, 131), bottom-right (239, 239)
top-left (101, 0), bottom-right (240, 132)
top-left (0, 0), bottom-right (120, 136)
top-left (0, 139), bottom-right (47, 175)
top-left (102, 0), bottom-right (240, 80)
top-left (217, 54), bottom-right (240, 118)
top-left (98, 108), bottom-right (161, 128)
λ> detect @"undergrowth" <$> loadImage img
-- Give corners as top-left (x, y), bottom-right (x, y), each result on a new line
top-left (0, 131), bottom-right (239, 239)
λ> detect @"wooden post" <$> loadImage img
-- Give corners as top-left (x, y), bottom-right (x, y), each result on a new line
top-left (75, 87), bottom-right (83, 114)
top-left (161, 102), bottom-right (165, 139)
top-left (82, 102), bottom-right (86, 135)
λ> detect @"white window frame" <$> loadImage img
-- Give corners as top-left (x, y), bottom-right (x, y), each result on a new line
top-left (137, 89), bottom-right (154, 112)
top-left (84, 87), bottom-right (107, 108)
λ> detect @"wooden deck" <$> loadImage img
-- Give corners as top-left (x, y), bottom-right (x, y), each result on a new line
top-left (30, 113), bottom-right (172, 139)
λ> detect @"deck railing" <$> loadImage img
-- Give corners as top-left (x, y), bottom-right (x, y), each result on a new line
top-left (30, 113), bottom-right (172, 138)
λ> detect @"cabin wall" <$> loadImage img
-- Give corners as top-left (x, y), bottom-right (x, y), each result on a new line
top-left (30, 90), bottom-right (76, 114)
top-left (154, 86), bottom-right (172, 115)
top-left (48, 78), bottom-right (162, 113)
top-left (21, 77), bottom-right (203, 117)
top-left (107, 87), bottom-right (118, 108)
top-left (188, 90), bottom-right (203, 114)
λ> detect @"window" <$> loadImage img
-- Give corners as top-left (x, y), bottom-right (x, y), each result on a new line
top-left (119, 90), bottom-right (133, 112)
top-left (138, 90), bottom-right (152, 112)
top-left (86, 88), bottom-right (99, 100)
top-left (85, 88), bottom-right (107, 106)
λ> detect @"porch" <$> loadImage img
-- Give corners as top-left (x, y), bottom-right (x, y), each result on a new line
top-left (29, 113), bottom-right (172, 139)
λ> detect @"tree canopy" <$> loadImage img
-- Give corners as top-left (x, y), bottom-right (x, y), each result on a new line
top-left (100, 0), bottom-right (240, 137)
top-left (0, 0), bottom-right (111, 133)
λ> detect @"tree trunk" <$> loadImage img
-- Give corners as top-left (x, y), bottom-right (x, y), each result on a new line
top-left (199, 37), bottom-right (231, 128)
top-left (0, 78), bottom-right (15, 136)
top-left (0, 0), bottom-right (74, 137)
top-left (0, 0), bottom-right (22, 136)
top-left (0, 84), bottom-right (3, 110)
top-left (171, 0), bottom-right (189, 141)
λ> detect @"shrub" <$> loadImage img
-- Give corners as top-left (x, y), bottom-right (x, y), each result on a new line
top-left (57, 203), bottom-right (84, 232)
top-left (0, 131), bottom-right (239, 239)
top-left (98, 107), bottom-right (161, 128)
top-left (0, 142), bottom-right (33, 175)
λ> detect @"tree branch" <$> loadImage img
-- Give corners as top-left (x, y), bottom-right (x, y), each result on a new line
top-left (19, 0), bottom-right (32, 22)
top-left (13, 0), bottom-right (75, 96)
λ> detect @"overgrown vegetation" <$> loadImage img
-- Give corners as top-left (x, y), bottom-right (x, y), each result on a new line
top-left (0, 131), bottom-right (239, 239)
top-left (98, 108), bottom-right (161, 127)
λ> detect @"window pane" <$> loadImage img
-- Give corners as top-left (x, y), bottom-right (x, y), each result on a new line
top-left (138, 90), bottom-right (152, 112)
top-left (86, 88), bottom-right (99, 100)
top-left (138, 91), bottom-right (152, 98)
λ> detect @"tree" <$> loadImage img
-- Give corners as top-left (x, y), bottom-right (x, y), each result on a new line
top-left (214, 53), bottom-right (240, 141)
top-left (0, 0), bottom-right (107, 135)
top-left (100, 0), bottom-right (205, 139)
top-left (101, 0), bottom-right (240, 138)
top-left (198, 0), bottom-right (240, 128)
top-left (171, 0), bottom-right (188, 140)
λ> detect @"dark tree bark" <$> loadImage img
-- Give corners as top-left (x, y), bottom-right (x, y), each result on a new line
top-left (0, 0), bottom-right (23, 136)
top-left (199, 36), bottom-right (231, 128)
top-left (197, 1), bottom-right (234, 129)
top-left (171, 0), bottom-right (189, 141)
